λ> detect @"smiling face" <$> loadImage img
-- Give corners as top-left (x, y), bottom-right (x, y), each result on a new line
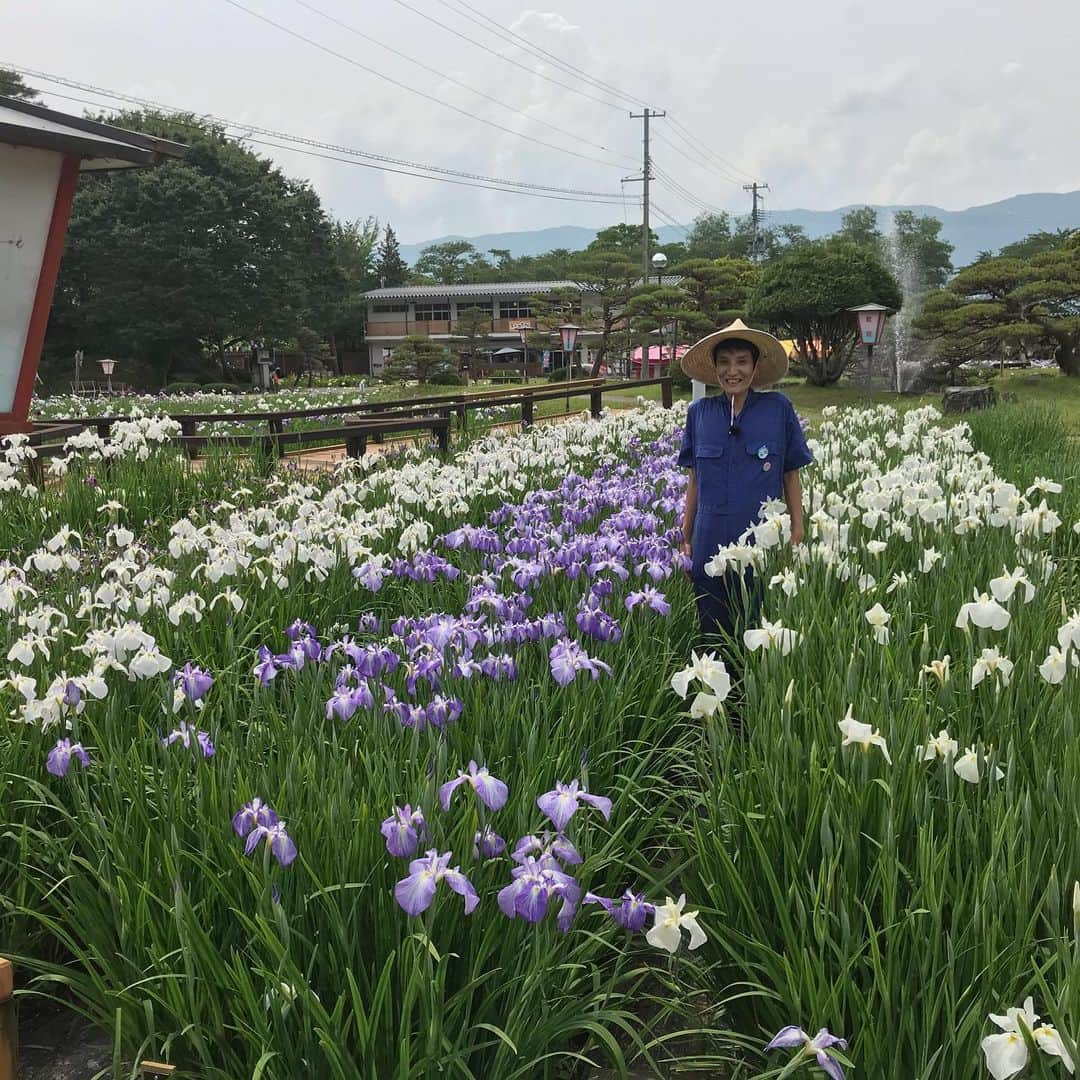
top-left (713, 344), bottom-right (758, 395)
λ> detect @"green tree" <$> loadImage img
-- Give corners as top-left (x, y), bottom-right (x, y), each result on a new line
top-left (889, 211), bottom-right (954, 291)
top-left (670, 257), bottom-right (758, 337)
top-left (329, 217), bottom-right (380, 360)
top-left (295, 326), bottom-right (324, 387)
top-left (915, 238), bottom-right (1080, 375)
top-left (588, 223), bottom-right (658, 263)
top-left (46, 111), bottom-right (344, 386)
top-left (998, 228), bottom-right (1077, 261)
top-left (686, 212), bottom-right (734, 260)
top-left (412, 240), bottom-right (492, 284)
top-left (375, 224), bottom-right (409, 287)
top-left (381, 334), bottom-right (455, 383)
top-left (0, 68), bottom-right (39, 101)
top-left (570, 249), bottom-right (640, 372)
top-left (623, 285), bottom-right (693, 372)
top-left (838, 205), bottom-right (885, 253)
top-left (748, 237), bottom-right (903, 385)
top-left (450, 305), bottom-right (492, 380)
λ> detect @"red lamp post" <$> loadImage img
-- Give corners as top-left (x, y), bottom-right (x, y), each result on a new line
top-left (557, 323), bottom-right (581, 408)
top-left (847, 303), bottom-right (890, 404)
top-left (0, 96), bottom-right (184, 435)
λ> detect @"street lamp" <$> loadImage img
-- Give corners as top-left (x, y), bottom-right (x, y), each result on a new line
top-left (847, 303), bottom-right (890, 404)
top-left (98, 357), bottom-right (117, 394)
top-left (517, 327), bottom-right (529, 384)
top-left (558, 323), bottom-right (581, 407)
top-left (651, 251), bottom-right (668, 286)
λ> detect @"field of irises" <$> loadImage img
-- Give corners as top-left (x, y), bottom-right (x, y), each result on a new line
top-left (2, 397), bottom-right (1080, 1079)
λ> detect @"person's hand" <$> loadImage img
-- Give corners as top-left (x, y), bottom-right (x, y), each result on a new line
top-left (789, 522), bottom-right (805, 546)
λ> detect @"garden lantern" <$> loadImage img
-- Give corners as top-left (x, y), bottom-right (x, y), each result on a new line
top-left (0, 96), bottom-right (184, 434)
top-left (847, 303), bottom-right (891, 404)
top-left (557, 323), bottom-right (582, 406)
top-left (98, 357), bottom-right (116, 394)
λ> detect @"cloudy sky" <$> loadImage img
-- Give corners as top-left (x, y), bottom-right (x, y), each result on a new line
top-left (7, 0), bottom-right (1079, 244)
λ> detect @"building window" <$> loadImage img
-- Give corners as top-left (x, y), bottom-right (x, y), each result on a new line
top-left (372, 303), bottom-right (408, 313)
top-left (499, 299), bottom-right (532, 319)
top-left (456, 301), bottom-right (494, 316)
top-left (414, 303), bottom-right (451, 321)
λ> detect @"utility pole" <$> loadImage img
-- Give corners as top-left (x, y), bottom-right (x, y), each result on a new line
top-left (743, 181), bottom-right (770, 264)
top-left (625, 108), bottom-right (665, 284)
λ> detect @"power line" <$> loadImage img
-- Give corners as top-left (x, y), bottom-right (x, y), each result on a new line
top-left (419, 0), bottom-right (761, 184)
top-left (386, 0), bottom-right (632, 115)
top-left (432, 0), bottom-right (650, 110)
top-left (651, 202), bottom-right (690, 238)
top-left (216, 0), bottom-right (628, 170)
top-left (286, 0), bottom-right (632, 165)
top-left (11, 66), bottom-right (627, 199)
top-left (651, 130), bottom-right (746, 188)
top-left (665, 115), bottom-right (757, 182)
top-left (246, 138), bottom-right (631, 202)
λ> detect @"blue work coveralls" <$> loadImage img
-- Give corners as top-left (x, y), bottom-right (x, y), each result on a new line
top-left (678, 390), bottom-right (813, 643)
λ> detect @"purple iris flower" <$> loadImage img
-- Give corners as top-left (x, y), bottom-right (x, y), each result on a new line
top-left (46, 738), bottom-right (91, 777)
top-left (473, 825), bottom-right (506, 860)
top-left (765, 1026), bottom-right (847, 1080)
top-left (353, 562), bottom-right (388, 592)
top-left (285, 619), bottom-right (318, 642)
top-left (325, 683), bottom-right (374, 721)
top-left (548, 639), bottom-right (612, 688)
top-left (381, 804), bottom-right (427, 858)
top-left (357, 613), bottom-right (381, 634)
top-left (497, 854), bottom-right (580, 932)
top-left (274, 641), bottom-right (307, 671)
top-left (162, 721), bottom-right (215, 758)
top-left (589, 578), bottom-right (615, 600)
top-left (394, 849), bottom-right (479, 916)
top-left (253, 645), bottom-right (278, 686)
top-left (583, 890), bottom-right (655, 931)
top-left (439, 761), bottom-right (509, 812)
top-left (232, 797), bottom-right (279, 837)
top-left (625, 587), bottom-right (671, 616)
top-left (425, 695), bottom-right (463, 729)
top-left (175, 663), bottom-right (214, 702)
top-left (537, 779), bottom-right (612, 832)
top-left (243, 819), bottom-right (298, 867)
top-left (575, 607), bottom-right (622, 643)
top-left (63, 680), bottom-right (82, 708)
top-left (512, 831), bottom-right (582, 866)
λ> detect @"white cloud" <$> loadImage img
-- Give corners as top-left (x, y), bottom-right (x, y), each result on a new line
top-left (5, 0), bottom-right (1079, 241)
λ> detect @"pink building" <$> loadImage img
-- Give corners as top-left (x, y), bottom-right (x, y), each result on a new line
top-left (630, 344), bottom-right (690, 378)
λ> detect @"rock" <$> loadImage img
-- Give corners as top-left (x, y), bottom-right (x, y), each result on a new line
top-left (942, 386), bottom-right (996, 413)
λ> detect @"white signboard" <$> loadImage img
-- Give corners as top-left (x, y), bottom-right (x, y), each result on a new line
top-left (0, 144), bottom-right (61, 414)
top-left (508, 320), bottom-right (533, 332)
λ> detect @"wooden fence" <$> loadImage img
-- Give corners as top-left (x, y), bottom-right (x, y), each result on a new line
top-left (29, 376), bottom-right (674, 468)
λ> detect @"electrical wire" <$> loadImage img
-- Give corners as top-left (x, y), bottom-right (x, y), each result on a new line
top-left (10, 65), bottom-right (627, 198)
top-left (216, 0), bottom-right (629, 170)
top-left (246, 138), bottom-right (631, 202)
top-left (385, 0), bottom-right (631, 113)
top-left (651, 130), bottom-right (745, 187)
top-left (665, 115), bottom-right (757, 182)
top-left (286, 0), bottom-right (632, 164)
top-left (431, 0), bottom-right (650, 110)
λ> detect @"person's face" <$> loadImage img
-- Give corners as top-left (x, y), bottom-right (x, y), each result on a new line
top-left (714, 347), bottom-right (756, 393)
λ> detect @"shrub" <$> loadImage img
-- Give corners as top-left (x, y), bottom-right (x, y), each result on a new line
top-left (546, 365), bottom-right (585, 383)
top-left (429, 370), bottom-right (467, 386)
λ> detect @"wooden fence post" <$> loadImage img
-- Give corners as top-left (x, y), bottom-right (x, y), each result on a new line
top-left (589, 390), bottom-right (603, 419)
top-left (661, 377), bottom-right (673, 409)
top-left (436, 419), bottom-right (450, 454)
top-left (521, 396), bottom-right (534, 428)
top-left (0, 957), bottom-right (15, 1080)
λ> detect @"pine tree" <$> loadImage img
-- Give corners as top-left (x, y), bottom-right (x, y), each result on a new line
top-left (0, 68), bottom-right (40, 101)
top-left (376, 224), bottom-right (409, 287)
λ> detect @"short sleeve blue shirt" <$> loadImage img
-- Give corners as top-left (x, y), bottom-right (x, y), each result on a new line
top-left (678, 390), bottom-right (813, 571)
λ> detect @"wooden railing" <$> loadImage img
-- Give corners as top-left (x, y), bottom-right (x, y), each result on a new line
top-left (32, 377), bottom-right (674, 467)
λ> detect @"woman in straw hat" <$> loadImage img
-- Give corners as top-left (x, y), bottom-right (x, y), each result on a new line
top-left (677, 319), bottom-right (813, 651)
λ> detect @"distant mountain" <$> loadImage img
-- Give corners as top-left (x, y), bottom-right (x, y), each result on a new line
top-left (400, 191), bottom-right (1080, 270)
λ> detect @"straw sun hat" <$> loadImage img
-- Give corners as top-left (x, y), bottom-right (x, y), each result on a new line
top-left (678, 319), bottom-right (789, 388)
